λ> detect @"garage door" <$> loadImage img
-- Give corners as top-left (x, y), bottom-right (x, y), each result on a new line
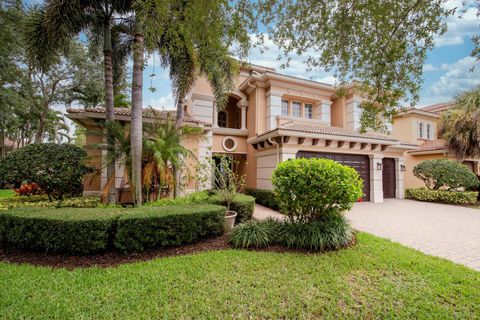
top-left (382, 158), bottom-right (396, 198)
top-left (297, 151), bottom-right (370, 201)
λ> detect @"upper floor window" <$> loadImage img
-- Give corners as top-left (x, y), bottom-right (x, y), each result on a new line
top-left (292, 101), bottom-right (301, 117)
top-left (304, 104), bottom-right (313, 119)
top-left (418, 122), bottom-right (424, 138)
top-left (218, 111), bottom-right (227, 128)
top-left (281, 99), bottom-right (289, 116)
top-left (426, 123), bottom-right (431, 140)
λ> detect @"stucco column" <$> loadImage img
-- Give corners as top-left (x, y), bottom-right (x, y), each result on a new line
top-left (395, 157), bottom-right (405, 199)
top-left (237, 100), bottom-right (248, 130)
top-left (212, 102), bottom-right (218, 128)
top-left (266, 90), bottom-right (283, 130)
top-left (369, 154), bottom-right (384, 203)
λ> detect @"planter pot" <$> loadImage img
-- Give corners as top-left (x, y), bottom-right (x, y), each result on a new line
top-left (224, 210), bottom-right (237, 232)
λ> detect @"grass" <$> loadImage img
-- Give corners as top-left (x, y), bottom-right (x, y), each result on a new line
top-left (0, 189), bottom-right (14, 200)
top-left (0, 232), bottom-right (479, 319)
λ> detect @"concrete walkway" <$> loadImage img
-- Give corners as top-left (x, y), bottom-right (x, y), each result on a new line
top-left (253, 201), bottom-right (480, 271)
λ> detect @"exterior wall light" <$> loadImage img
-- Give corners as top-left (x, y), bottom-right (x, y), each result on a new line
top-left (400, 164), bottom-right (406, 172)
top-left (377, 162), bottom-right (382, 170)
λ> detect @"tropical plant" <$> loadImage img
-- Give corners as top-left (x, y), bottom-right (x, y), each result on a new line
top-left (272, 158), bottom-right (363, 223)
top-left (211, 155), bottom-right (246, 212)
top-left (439, 86), bottom-right (480, 159)
top-left (413, 159), bottom-right (479, 191)
top-left (25, 0), bottom-right (132, 203)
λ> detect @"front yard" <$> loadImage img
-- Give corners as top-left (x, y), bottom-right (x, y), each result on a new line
top-left (1, 232), bottom-right (479, 319)
top-left (0, 189), bottom-right (14, 200)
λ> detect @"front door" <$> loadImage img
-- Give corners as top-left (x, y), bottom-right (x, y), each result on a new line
top-left (382, 158), bottom-right (396, 199)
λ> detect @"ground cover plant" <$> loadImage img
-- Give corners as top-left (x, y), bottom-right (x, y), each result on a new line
top-left (0, 232), bottom-right (479, 319)
top-left (0, 190), bottom-right (14, 200)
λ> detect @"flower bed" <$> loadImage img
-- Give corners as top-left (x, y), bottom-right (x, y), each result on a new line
top-left (0, 205), bottom-right (225, 254)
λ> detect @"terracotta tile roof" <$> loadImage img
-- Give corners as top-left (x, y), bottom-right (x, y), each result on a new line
top-left (420, 102), bottom-right (454, 114)
top-left (415, 139), bottom-right (446, 152)
top-left (278, 122), bottom-right (398, 142)
top-left (66, 107), bottom-right (211, 126)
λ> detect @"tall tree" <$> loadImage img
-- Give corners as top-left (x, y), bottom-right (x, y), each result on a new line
top-left (25, 0), bottom-right (132, 203)
top-left (135, 0), bottom-right (254, 197)
top-left (439, 86), bottom-right (480, 159)
top-left (258, 0), bottom-right (454, 132)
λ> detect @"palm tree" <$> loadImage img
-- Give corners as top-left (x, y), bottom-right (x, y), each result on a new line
top-left (439, 86), bottom-right (480, 159)
top-left (25, 0), bottom-right (132, 203)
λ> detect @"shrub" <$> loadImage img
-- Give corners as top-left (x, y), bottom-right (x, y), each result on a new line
top-left (114, 205), bottom-right (225, 252)
top-left (0, 208), bottom-right (122, 254)
top-left (406, 188), bottom-right (478, 204)
top-left (145, 191), bottom-right (210, 206)
top-left (0, 143), bottom-right (93, 200)
top-left (413, 159), bottom-right (479, 190)
top-left (209, 193), bottom-right (255, 223)
top-left (14, 183), bottom-right (44, 196)
top-left (272, 158), bottom-right (363, 222)
top-left (230, 219), bottom-right (281, 248)
top-left (230, 214), bottom-right (354, 251)
top-left (245, 188), bottom-right (279, 210)
top-left (0, 196), bottom-right (101, 211)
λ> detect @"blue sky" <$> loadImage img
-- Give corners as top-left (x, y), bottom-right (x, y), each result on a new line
top-left (28, 0), bottom-right (479, 110)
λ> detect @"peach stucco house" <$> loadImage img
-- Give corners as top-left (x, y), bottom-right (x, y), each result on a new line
top-left (392, 103), bottom-right (480, 188)
top-left (67, 63), bottom-right (479, 203)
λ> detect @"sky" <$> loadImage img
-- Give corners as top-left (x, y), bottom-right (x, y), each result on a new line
top-left (27, 0), bottom-right (479, 111)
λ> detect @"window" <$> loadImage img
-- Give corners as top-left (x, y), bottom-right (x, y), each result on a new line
top-left (418, 122), bottom-right (424, 138)
top-left (304, 104), bottom-right (313, 119)
top-left (281, 99), bottom-right (289, 116)
top-left (426, 123), bottom-right (431, 140)
top-left (292, 102), bottom-right (301, 117)
top-left (218, 111), bottom-right (227, 128)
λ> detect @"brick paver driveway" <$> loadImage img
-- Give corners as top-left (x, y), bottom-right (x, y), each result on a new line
top-left (346, 199), bottom-right (480, 271)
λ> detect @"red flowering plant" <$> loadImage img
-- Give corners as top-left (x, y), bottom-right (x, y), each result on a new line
top-left (14, 183), bottom-right (45, 197)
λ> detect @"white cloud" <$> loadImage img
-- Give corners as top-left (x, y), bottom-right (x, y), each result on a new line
top-left (144, 93), bottom-right (175, 109)
top-left (420, 56), bottom-right (480, 105)
top-left (434, 1), bottom-right (478, 47)
top-left (423, 64), bottom-right (438, 72)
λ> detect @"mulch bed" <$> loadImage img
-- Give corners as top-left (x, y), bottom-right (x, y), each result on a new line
top-left (0, 235), bottom-right (356, 270)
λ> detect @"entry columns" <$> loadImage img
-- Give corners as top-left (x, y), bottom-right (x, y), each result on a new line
top-left (369, 154), bottom-right (384, 203)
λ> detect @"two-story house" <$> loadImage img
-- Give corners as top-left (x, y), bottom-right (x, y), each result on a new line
top-left (392, 103), bottom-right (480, 188)
top-left (68, 63), bottom-right (420, 203)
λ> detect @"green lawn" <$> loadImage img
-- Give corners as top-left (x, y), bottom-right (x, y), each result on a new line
top-left (0, 232), bottom-right (479, 319)
top-left (0, 189), bottom-right (14, 200)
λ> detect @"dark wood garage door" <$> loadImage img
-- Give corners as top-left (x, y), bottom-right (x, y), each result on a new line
top-left (297, 151), bottom-right (370, 201)
top-left (382, 158), bottom-right (396, 199)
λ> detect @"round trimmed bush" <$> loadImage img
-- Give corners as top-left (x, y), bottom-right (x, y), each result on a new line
top-left (413, 159), bottom-right (479, 190)
top-left (0, 143), bottom-right (93, 200)
top-left (272, 158), bottom-right (363, 222)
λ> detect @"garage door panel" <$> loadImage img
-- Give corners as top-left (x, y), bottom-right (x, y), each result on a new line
top-left (297, 151), bottom-right (370, 201)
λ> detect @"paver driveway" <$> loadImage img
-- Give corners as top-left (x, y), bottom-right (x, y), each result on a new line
top-left (346, 199), bottom-right (480, 271)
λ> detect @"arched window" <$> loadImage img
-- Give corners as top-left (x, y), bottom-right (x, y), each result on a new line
top-left (426, 123), bottom-right (431, 140)
top-left (218, 111), bottom-right (227, 128)
top-left (419, 122), bottom-right (424, 138)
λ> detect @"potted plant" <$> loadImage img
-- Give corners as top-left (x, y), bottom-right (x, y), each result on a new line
top-left (212, 155), bottom-right (245, 232)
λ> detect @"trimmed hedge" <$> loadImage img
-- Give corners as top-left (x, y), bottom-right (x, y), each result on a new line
top-left (0, 196), bottom-right (101, 211)
top-left (209, 193), bottom-right (255, 223)
top-left (245, 188), bottom-right (279, 211)
top-left (114, 205), bottom-right (225, 252)
top-left (0, 208), bottom-right (122, 254)
top-left (0, 205), bottom-right (225, 254)
top-left (406, 188), bottom-right (478, 204)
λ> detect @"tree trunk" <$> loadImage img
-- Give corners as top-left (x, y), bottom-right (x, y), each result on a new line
top-left (104, 21), bottom-right (117, 204)
top-left (34, 103), bottom-right (48, 144)
top-left (130, 28), bottom-right (144, 206)
top-left (173, 97), bottom-right (185, 198)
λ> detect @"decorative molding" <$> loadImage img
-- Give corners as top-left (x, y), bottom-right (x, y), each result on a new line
top-left (381, 145), bottom-right (388, 151)
top-left (371, 144), bottom-right (378, 150)
top-left (298, 137), bottom-right (305, 145)
top-left (312, 139), bottom-right (319, 146)
top-left (283, 136), bottom-right (290, 143)
top-left (349, 142), bottom-right (357, 149)
top-left (360, 143), bottom-right (368, 150)
top-left (325, 140), bottom-right (332, 147)
top-left (259, 141), bottom-right (265, 148)
top-left (252, 143), bottom-right (258, 150)
top-left (337, 141), bottom-right (345, 148)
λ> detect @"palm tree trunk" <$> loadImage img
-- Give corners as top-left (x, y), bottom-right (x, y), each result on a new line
top-left (173, 97), bottom-right (185, 198)
top-left (104, 21), bottom-right (117, 204)
top-left (130, 27), bottom-right (144, 206)
top-left (34, 103), bottom-right (48, 144)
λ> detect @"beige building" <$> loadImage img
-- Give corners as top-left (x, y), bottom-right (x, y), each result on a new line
top-left (67, 63), bottom-right (478, 203)
top-left (392, 103), bottom-right (480, 189)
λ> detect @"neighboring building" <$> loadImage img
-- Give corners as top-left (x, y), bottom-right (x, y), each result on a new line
top-left (68, 63), bottom-right (419, 203)
top-left (392, 103), bottom-right (480, 188)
